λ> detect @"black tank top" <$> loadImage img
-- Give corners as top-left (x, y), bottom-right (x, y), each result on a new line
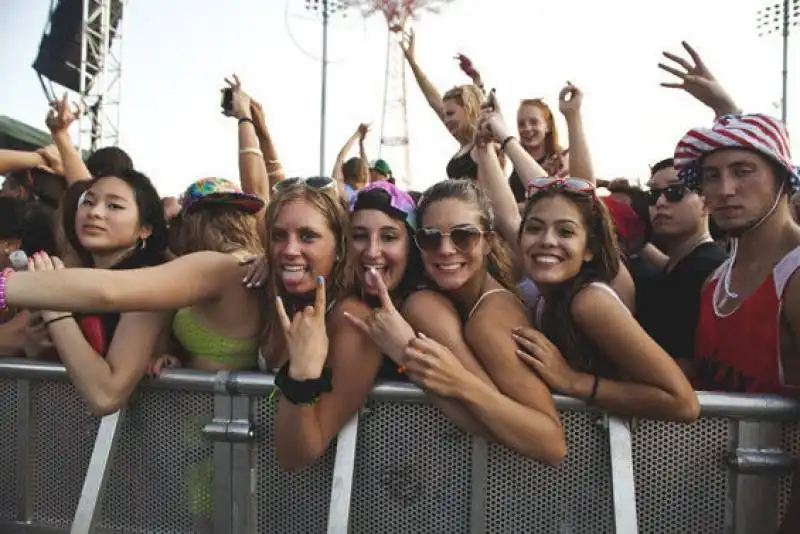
top-left (446, 150), bottom-right (478, 180)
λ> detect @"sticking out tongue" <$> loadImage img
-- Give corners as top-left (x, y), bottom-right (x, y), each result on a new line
top-left (281, 267), bottom-right (307, 286)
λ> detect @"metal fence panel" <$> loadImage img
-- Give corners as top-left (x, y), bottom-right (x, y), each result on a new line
top-left (486, 410), bottom-right (614, 534)
top-left (30, 380), bottom-right (99, 528)
top-left (96, 388), bottom-right (215, 533)
top-left (632, 417), bottom-right (731, 534)
top-left (779, 420), bottom-right (799, 525)
top-left (349, 400), bottom-right (473, 534)
top-left (254, 396), bottom-right (336, 534)
top-left (0, 378), bottom-right (19, 520)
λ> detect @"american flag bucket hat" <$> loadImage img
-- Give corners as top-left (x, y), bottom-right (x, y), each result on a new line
top-left (673, 113), bottom-right (800, 193)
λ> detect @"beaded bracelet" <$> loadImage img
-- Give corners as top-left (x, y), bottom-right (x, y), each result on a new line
top-left (0, 270), bottom-right (7, 312)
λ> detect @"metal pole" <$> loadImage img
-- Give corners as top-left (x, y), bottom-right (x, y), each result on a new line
top-left (320, 0), bottom-right (329, 176)
top-left (781, 0), bottom-right (789, 123)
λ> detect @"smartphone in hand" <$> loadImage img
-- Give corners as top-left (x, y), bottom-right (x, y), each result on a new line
top-left (221, 88), bottom-right (233, 114)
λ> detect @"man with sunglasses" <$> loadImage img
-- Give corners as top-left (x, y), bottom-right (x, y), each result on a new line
top-left (636, 158), bottom-right (727, 370)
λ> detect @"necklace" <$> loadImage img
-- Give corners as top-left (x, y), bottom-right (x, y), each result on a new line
top-left (665, 234), bottom-right (713, 273)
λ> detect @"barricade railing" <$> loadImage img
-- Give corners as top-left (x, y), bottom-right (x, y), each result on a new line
top-left (0, 359), bottom-right (797, 534)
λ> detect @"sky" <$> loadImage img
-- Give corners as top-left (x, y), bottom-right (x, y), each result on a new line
top-left (1, 0), bottom-right (798, 195)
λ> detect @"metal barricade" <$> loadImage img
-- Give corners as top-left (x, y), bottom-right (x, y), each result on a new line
top-left (0, 359), bottom-right (797, 534)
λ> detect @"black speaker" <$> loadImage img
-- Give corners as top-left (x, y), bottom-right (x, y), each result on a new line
top-left (32, 0), bottom-right (124, 92)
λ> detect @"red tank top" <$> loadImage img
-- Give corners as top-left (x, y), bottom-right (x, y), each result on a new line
top-left (694, 247), bottom-right (800, 394)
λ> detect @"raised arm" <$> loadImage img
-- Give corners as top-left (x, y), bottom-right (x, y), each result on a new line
top-left (549, 285), bottom-right (698, 421)
top-left (250, 99), bottom-right (285, 191)
top-left (45, 94), bottom-right (91, 185)
top-left (225, 76), bottom-right (269, 210)
top-left (398, 29), bottom-right (446, 124)
top-left (4, 251), bottom-right (241, 313)
top-left (275, 296), bottom-right (382, 471)
top-left (0, 149), bottom-right (54, 176)
top-left (331, 126), bottom-right (366, 197)
top-left (659, 41), bottom-right (741, 118)
top-left (558, 82), bottom-right (594, 183)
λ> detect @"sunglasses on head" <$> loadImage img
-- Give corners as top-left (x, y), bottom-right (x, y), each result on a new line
top-left (526, 177), bottom-right (595, 199)
top-left (273, 176), bottom-right (337, 194)
top-left (414, 226), bottom-right (485, 253)
top-left (647, 184), bottom-right (687, 205)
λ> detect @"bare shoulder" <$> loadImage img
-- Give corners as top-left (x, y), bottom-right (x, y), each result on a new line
top-left (466, 291), bottom-right (528, 342)
top-left (570, 283), bottom-right (630, 329)
top-left (402, 290), bottom-right (459, 321)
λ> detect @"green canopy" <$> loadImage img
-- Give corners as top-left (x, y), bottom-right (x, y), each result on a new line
top-left (0, 115), bottom-right (51, 151)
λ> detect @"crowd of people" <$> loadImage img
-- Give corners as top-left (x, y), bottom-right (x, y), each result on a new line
top-left (0, 34), bottom-right (799, 531)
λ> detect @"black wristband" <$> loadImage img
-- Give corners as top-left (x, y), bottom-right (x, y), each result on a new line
top-left (238, 117), bottom-right (255, 127)
top-left (500, 136), bottom-right (516, 151)
top-left (45, 314), bottom-right (74, 327)
top-left (587, 374), bottom-right (600, 404)
top-left (275, 362), bottom-right (333, 406)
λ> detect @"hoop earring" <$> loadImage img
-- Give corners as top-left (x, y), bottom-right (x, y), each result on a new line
top-left (139, 238), bottom-right (147, 250)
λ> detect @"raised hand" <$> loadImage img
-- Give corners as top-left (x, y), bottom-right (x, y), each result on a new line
top-left (343, 268), bottom-right (415, 365)
top-left (45, 93), bottom-right (81, 134)
top-left (357, 123), bottom-right (370, 140)
top-left (404, 333), bottom-right (470, 398)
top-left (399, 28), bottom-right (415, 59)
top-left (558, 81), bottom-right (583, 118)
top-left (474, 91), bottom-right (512, 150)
top-left (276, 276), bottom-right (330, 380)
top-left (455, 53), bottom-right (482, 86)
top-left (223, 74), bottom-right (252, 121)
top-left (658, 41), bottom-right (738, 115)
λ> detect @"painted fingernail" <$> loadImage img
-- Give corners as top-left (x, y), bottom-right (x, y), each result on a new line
top-left (397, 365), bottom-right (407, 374)
top-left (316, 275), bottom-right (324, 284)
top-left (417, 331), bottom-right (427, 339)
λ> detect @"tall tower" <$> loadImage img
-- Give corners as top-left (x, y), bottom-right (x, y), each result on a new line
top-left (352, 0), bottom-right (456, 189)
top-left (33, 0), bottom-right (125, 153)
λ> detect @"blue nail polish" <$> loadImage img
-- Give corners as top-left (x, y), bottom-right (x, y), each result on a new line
top-left (317, 275), bottom-right (324, 284)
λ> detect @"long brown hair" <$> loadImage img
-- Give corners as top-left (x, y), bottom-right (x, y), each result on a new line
top-left (519, 189), bottom-right (620, 375)
top-left (417, 179), bottom-right (516, 291)
top-left (260, 184), bottom-right (353, 362)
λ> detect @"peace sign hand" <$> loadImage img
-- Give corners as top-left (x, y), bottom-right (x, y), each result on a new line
top-left (344, 268), bottom-right (415, 365)
top-left (45, 93), bottom-right (81, 134)
top-left (276, 275), bottom-right (330, 380)
top-left (658, 41), bottom-right (738, 115)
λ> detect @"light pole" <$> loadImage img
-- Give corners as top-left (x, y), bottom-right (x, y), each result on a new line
top-left (304, 0), bottom-right (347, 176)
top-left (757, 0), bottom-right (800, 123)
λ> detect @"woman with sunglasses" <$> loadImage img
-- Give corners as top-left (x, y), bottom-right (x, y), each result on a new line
top-left (509, 176), bottom-right (699, 421)
top-left (258, 176), bottom-right (387, 471)
top-left (368, 179), bottom-right (565, 464)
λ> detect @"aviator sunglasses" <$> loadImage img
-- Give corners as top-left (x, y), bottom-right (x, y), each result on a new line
top-left (526, 177), bottom-right (595, 199)
top-left (646, 184), bottom-right (687, 206)
top-left (273, 176), bottom-right (337, 194)
top-left (414, 226), bottom-right (485, 253)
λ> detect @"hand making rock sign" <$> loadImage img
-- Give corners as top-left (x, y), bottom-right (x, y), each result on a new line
top-left (343, 268), bottom-right (415, 366)
top-left (275, 275), bottom-right (331, 381)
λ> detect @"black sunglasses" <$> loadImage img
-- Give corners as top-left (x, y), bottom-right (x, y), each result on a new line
top-left (647, 184), bottom-right (687, 206)
top-left (273, 176), bottom-right (337, 194)
top-left (414, 226), bottom-right (485, 253)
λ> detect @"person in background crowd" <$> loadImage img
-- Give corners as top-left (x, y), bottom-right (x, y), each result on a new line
top-left (332, 123), bottom-right (370, 200)
top-left (791, 191), bottom-right (800, 224)
top-left (512, 177), bottom-right (699, 421)
top-left (369, 159), bottom-right (393, 184)
top-left (635, 158), bottom-right (726, 368)
top-left (398, 29), bottom-right (484, 180)
top-left (85, 146), bottom-right (134, 179)
top-left (0, 197), bottom-right (26, 266)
